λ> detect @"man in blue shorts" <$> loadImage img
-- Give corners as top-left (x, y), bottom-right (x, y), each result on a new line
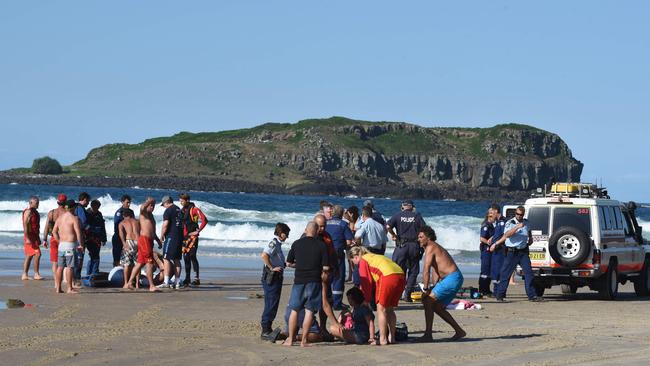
top-left (283, 222), bottom-right (329, 347)
top-left (417, 225), bottom-right (466, 342)
top-left (159, 195), bottom-right (184, 289)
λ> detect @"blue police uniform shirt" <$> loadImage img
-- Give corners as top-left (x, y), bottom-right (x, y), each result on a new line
top-left (325, 216), bottom-right (354, 252)
top-left (355, 217), bottom-right (388, 250)
top-left (480, 220), bottom-right (494, 244)
top-left (504, 218), bottom-right (530, 249)
top-left (263, 236), bottom-right (286, 268)
top-left (113, 208), bottom-right (125, 237)
top-left (492, 217), bottom-right (506, 244)
top-left (386, 210), bottom-right (425, 241)
top-left (75, 205), bottom-right (89, 230)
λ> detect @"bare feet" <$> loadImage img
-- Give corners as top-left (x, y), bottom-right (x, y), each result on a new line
top-left (149, 287), bottom-right (161, 292)
top-left (449, 330), bottom-right (466, 341)
top-left (66, 289), bottom-right (79, 294)
top-left (21, 274), bottom-right (31, 280)
top-left (300, 341), bottom-right (312, 347)
top-left (33, 274), bottom-right (44, 280)
top-left (55, 288), bottom-right (63, 294)
top-left (282, 340), bottom-right (293, 347)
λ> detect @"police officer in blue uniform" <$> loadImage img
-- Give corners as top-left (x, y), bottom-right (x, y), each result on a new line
top-left (488, 204), bottom-right (506, 294)
top-left (386, 200), bottom-right (426, 302)
top-left (111, 195), bottom-right (131, 266)
top-left (325, 205), bottom-right (354, 310)
top-left (479, 210), bottom-right (495, 296)
top-left (494, 206), bottom-right (543, 302)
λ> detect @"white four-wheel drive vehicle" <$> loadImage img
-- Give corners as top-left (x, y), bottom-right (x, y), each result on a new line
top-left (512, 183), bottom-right (649, 300)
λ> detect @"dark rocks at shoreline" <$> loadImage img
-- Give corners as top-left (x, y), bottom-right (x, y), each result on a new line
top-left (0, 173), bottom-right (532, 201)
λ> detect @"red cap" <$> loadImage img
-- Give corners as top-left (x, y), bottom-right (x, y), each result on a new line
top-left (57, 193), bottom-right (67, 204)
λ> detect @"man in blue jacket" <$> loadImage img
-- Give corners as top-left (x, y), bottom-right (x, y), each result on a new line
top-left (325, 205), bottom-right (353, 310)
top-left (73, 192), bottom-right (90, 283)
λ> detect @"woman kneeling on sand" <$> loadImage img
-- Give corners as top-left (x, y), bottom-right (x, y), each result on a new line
top-left (349, 246), bottom-right (404, 345)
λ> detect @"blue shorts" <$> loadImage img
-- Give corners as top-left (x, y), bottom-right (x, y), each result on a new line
top-left (163, 237), bottom-right (182, 261)
top-left (288, 282), bottom-right (323, 313)
top-left (432, 270), bottom-right (464, 306)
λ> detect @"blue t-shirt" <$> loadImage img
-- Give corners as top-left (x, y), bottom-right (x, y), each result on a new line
top-left (505, 218), bottom-right (530, 249)
top-left (492, 217), bottom-right (506, 245)
top-left (386, 210), bottom-right (425, 242)
top-left (352, 304), bottom-right (374, 335)
top-left (480, 220), bottom-right (494, 246)
top-left (325, 216), bottom-right (354, 252)
top-left (75, 205), bottom-right (88, 230)
top-left (112, 207), bottom-right (126, 241)
top-left (355, 217), bottom-right (387, 250)
top-left (162, 205), bottom-right (184, 242)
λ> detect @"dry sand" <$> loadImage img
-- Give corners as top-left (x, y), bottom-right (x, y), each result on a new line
top-left (1, 276), bottom-right (649, 366)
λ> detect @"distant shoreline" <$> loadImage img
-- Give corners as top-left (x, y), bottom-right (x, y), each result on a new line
top-left (0, 172), bottom-right (530, 202)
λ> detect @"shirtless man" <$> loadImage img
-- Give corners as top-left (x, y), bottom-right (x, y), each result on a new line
top-left (417, 225), bottom-right (466, 341)
top-left (22, 196), bottom-right (43, 280)
top-left (118, 208), bottom-right (140, 288)
top-left (42, 194), bottom-right (68, 281)
top-left (52, 200), bottom-right (84, 294)
top-left (127, 198), bottom-right (161, 292)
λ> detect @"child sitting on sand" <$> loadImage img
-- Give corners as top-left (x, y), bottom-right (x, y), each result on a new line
top-left (329, 287), bottom-right (376, 345)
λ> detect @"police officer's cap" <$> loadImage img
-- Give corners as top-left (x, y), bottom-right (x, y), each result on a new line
top-left (401, 199), bottom-right (414, 206)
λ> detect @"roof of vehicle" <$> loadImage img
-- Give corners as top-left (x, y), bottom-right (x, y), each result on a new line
top-left (525, 197), bottom-right (623, 206)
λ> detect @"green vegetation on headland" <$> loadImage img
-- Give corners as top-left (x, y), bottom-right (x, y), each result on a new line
top-left (4, 117), bottom-right (583, 200)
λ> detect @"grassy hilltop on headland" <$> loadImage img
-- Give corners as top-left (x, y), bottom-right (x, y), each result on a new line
top-left (3, 117), bottom-right (583, 200)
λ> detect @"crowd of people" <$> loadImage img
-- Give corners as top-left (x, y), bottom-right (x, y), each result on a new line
top-left (259, 199), bottom-right (466, 347)
top-left (19, 193), bottom-right (540, 346)
top-left (20, 192), bottom-right (207, 293)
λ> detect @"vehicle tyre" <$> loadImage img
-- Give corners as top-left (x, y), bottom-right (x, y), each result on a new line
top-left (548, 227), bottom-right (591, 267)
top-left (561, 284), bottom-right (577, 294)
top-left (599, 259), bottom-right (618, 300)
top-left (633, 258), bottom-right (650, 296)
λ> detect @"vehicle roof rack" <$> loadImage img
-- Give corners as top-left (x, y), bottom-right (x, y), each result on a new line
top-left (531, 182), bottom-right (610, 199)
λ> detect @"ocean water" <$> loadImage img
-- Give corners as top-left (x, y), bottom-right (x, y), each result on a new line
top-left (1, 183), bottom-right (649, 279)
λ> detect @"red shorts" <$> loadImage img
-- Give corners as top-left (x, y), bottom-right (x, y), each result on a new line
top-left (376, 273), bottom-right (405, 308)
top-left (49, 237), bottom-right (59, 263)
top-left (137, 236), bottom-right (154, 265)
top-left (24, 240), bottom-right (41, 257)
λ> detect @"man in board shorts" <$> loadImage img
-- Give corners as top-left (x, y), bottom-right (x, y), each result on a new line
top-left (127, 198), bottom-right (161, 292)
top-left (22, 196), bottom-right (43, 280)
top-left (118, 208), bottom-right (140, 288)
top-left (42, 193), bottom-right (67, 281)
top-left (417, 225), bottom-right (466, 342)
top-left (52, 200), bottom-right (84, 294)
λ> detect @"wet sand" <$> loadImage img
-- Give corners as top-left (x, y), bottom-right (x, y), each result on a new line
top-left (1, 275), bottom-right (649, 366)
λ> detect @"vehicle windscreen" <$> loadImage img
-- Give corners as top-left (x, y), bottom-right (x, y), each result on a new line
top-left (527, 207), bottom-right (550, 235)
top-left (553, 207), bottom-right (591, 236)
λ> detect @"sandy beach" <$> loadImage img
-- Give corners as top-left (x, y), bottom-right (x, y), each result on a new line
top-left (1, 275), bottom-right (649, 366)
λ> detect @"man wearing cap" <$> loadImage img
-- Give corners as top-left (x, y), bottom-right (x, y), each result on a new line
top-left (362, 200), bottom-right (386, 226)
top-left (111, 195), bottom-right (132, 266)
top-left (386, 200), bottom-right (426, 302)
top-left (73, 192), bottom-right (91, 284)
top-left (85, 199), bottom-right (107, 275)
top-left (160, 195), bottom-right (184, 289)
top-left (325, 205), bottom-right (354, 310)
top-left (43, 194), bottom-right (68, 280)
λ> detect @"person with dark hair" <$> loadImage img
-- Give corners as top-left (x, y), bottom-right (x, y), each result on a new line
top-left (417, 225), bottom-right (466, 342)
top-left (160, 195), bottom-right (184, 289)
top-left (43, 194), bottom-right (67, 281)
top-left (386, 199), bottom-right (426, 302)
top-left (488, 203), bottom-right (507, 294)
top-left (22, 196), bottom-right (43, 280)
top-left (355, 206), bottom-right (388, 255)
top-left (329, 286), bottom-right (376, 345)
top-left (53, 200), bottom-right (84, 294)
top-left (343, 206), bottom-right (359, 282)
top-left (260, 222), bottom-right (291, 338)
top-left (112, 195), bottom-right (132, 266)
top-left (479, 210), bottom-right (495, 296)
top-left (179, 193), bottom-right (208, 287)
top-left (73, 192), bottom-right (91, 284)
top-left (118, 208), bottom-right (140, 288)
top-left (363, 199), bottom-right (386, 226)
top-left (85, 199), bottom-right (107, 275)
top-left (326, 205), bottom-right (354, 310)
top-left (494, 206), bottom-right (543, 302)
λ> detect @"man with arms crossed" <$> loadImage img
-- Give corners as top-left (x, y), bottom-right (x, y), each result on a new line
top-left (127, 198), bottom-right (162, 292)
top-left (283, 222), bottom-right (329, 347)
top-left (118, 208), bottom-right (140, 289)
top-left (52, 200), bottom-right (84, 294)
top-left (418, 225), bottom-right (466, 341)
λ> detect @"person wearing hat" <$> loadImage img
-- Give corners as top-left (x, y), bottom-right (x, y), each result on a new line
top-left (362, 200), bottom-right (386, 226)
top-left (386, 199), bottom-right (426, 302)
top-left (159, 195), bottom-right (184, 289)
top-left (42, 193), bottom-right (68, 279)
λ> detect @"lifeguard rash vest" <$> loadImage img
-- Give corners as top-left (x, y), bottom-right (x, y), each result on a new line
top-left (357, 253), bottom-right (404, 302)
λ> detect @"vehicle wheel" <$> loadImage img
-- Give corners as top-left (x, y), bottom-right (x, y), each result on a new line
top-left (599, 259), bottom-right (618, 300)
top-left (633, 258), bottom-right (650, 296)
top-left (561, 284), bottom-right (577, 294)
top-left (548, 227), bottom-right (591, 267)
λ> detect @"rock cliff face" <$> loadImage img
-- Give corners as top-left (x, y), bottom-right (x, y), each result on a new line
top-left (64, 117), bottom-right (583, 200)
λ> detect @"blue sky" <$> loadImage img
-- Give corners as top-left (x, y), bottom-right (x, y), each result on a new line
top-left (1, 1), bottom-right (648, 201)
